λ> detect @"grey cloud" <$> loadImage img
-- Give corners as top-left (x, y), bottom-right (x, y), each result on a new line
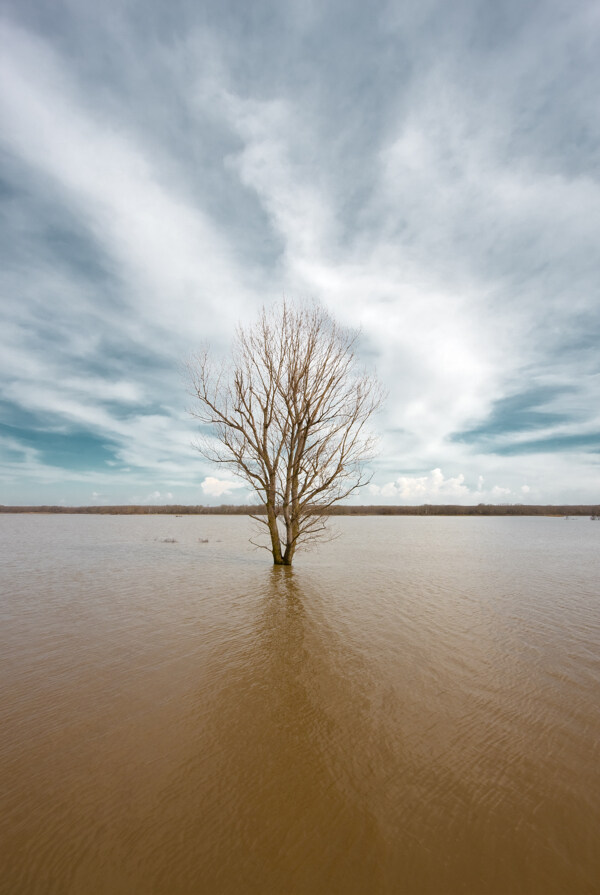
top-left (1, 0), bottom-right (599, 503)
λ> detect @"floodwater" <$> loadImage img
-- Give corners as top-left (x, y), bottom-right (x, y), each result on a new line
top-left (1, 515), bottom-right (599, 895)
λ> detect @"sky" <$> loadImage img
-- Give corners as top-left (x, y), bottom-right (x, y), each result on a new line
top-left (1, 0), bottom-right (599, 506)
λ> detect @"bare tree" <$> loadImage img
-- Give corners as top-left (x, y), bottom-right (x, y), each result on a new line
top-left (187, 301), bottom-right (383, 565)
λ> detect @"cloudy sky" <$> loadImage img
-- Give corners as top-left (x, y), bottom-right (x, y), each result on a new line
top-left (1, 0), bottom-right (599, 506)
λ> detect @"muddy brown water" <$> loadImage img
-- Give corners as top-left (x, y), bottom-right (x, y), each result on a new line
top-left (1, 514), bottom-right (599, 894)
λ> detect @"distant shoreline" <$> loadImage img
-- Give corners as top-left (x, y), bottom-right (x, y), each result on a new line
top-left (1, 504), bottom-right (599, 517)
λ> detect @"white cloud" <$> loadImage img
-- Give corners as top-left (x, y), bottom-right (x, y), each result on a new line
top-left (217, 87), bottom-right (511, 457)
top-left (0, 21), bottom-right (250, 343)
top-left (0, 6), bottom-right (599, 506)
top-left (369, 467), bottom-right (522, 504)
top-left (201, 476), bottom-right (246, 498)
top-left (370, 468), bottom-right (471, 501)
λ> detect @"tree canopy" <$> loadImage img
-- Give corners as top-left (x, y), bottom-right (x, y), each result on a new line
top-left (188, 301), bottom-right (383, 564)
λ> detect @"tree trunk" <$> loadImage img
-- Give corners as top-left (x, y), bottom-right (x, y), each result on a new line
top-left (188, 301), bottom-right (382, 566)
top-left (267, 508), bottom-right (284, 564)
top-left (266, 481), bottom-right (284, 564)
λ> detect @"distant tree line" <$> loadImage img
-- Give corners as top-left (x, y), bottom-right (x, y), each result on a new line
top-left (2, 503), bottom-right (599, 516)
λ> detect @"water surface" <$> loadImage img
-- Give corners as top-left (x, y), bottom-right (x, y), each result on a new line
top-left (1, 514), bottom-right (599, 893)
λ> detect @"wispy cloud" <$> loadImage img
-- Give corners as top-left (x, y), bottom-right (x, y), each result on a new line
top-left (0, 0), bottom-right (599, 504)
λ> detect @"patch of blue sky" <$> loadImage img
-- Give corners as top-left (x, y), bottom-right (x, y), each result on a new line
top-left (1, 0), bottom-right (599, 504)
top-left (0, 398), bottom-right (37, 430)
top-left (0, 422), bottom-right (119, 470)
top-left (494, 433), bottom-right (600, 456)
top-left (454, 387), bottom-right (576, 444)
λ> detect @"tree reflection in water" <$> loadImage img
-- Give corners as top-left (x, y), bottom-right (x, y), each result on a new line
top-left (140, 566), bottom-right (385, 895)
